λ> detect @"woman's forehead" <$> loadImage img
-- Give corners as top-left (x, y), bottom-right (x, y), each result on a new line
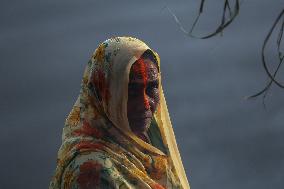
top-left (129, 59), bottom-right (159, 83)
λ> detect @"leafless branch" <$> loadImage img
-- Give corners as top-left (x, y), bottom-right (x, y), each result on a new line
top-left (166, 0), bottom-right (240, 39)
top-left (247, 9), bottom-right (284, 103)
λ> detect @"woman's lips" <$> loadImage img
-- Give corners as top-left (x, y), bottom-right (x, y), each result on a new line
top-left (129, 115), bottom-right (152, 119)
top-left (128, 111), bottom-right (152, 120)
top-left (129, 114), bottom-right (152, 119)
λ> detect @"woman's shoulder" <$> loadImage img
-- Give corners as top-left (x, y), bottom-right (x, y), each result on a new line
top-left (61, 151), bottom-right (130, 189)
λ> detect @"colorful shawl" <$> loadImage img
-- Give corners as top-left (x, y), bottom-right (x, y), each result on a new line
top-left (49, 36), bottom-right (190, 189)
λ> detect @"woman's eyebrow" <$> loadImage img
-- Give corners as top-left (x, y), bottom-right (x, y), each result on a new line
top-left (147, 79), bottom-right (159, 85)
top-left (128, 79), bottom-right (158, 86)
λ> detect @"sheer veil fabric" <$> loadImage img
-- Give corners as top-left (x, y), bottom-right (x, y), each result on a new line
top-left (49, 36), bottom-right (190, 189)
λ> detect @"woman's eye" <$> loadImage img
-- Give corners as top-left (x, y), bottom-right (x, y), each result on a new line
top-left (146, 85), bottom-right (159, 95)
top-left (128, 87), bottom-right (137, 95)
top-left (152, 83), bottom-right (158, 88)
top-left (128, 84), bottom-right (142, 96)
top-left (128, 84), bottom-right (138, 90)
top-left (147, 82), bottom-right (158, 90)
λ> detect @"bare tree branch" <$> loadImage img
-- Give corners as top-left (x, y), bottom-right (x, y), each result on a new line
top-left (166, 0), bottom-right (240, 39)
top-left (247, 9), bottom-right (284, 102)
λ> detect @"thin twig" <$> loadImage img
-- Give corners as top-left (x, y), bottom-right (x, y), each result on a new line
top-left (166, 0), bottom-right (240, 39)
top-left (247, 9), bottom-right (284, 103)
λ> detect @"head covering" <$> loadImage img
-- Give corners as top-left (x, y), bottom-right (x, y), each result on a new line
top-left (49, 36), bottom-right (190, 189)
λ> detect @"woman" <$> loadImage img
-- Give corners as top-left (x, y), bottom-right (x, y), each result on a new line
top-left (49, 36), bottom-right (190, 189)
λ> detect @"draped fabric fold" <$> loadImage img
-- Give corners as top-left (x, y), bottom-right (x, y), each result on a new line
top-left (49, 36), bottom-right (190, 189)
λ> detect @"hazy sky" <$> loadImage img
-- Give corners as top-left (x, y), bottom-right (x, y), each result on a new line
top-left (1, 1), bottom-right (284, 189)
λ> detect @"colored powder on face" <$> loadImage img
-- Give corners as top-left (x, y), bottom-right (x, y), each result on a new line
top-left (133, 58), bottom-right (150, 110)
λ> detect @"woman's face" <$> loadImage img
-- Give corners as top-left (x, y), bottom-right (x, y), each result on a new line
top-left (127, 57), bottom-right (160, 134)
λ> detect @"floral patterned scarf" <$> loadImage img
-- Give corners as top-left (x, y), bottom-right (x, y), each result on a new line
top-left (49, 36), bottom-right (190, 189)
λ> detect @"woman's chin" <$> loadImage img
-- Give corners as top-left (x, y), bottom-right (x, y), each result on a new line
top-left (129, 117), bottom-right (152, 133)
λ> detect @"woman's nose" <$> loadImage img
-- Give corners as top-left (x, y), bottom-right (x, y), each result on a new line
top-left (142, 90), bottom-right (151, 110)
top-left (134, 90), bottom-right (150, 111)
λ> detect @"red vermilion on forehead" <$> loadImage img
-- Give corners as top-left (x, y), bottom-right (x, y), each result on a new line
top-left (132, 58), bottom-right (150, 109)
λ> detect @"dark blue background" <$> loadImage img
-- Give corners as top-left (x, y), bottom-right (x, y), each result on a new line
top-left (1, 0), bottom-right (284, 188)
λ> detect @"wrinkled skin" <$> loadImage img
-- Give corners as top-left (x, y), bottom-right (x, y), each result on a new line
top-left (127, 56), bottom-right (160, 142)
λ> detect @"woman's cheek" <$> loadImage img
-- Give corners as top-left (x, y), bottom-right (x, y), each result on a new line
top-left (151, 92), bottom-right (160, 112)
